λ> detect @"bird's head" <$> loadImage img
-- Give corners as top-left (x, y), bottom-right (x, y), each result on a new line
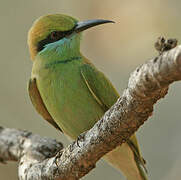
top-left (28, 14), bottom-right (114, 60)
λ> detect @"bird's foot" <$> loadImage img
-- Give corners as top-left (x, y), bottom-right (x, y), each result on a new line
top-left (76, 132), bottom-right (86, 147)
top-left (54, 150), bottom-right (63, 173)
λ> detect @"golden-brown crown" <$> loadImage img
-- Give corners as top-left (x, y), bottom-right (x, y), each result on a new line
top-left (28, 14), bottom-right (78, 60)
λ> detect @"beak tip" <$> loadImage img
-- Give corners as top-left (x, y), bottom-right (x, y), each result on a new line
top-left (75, 19), bottom-right (115, 33)
top-left (109, 20), bottom-right (115, 24)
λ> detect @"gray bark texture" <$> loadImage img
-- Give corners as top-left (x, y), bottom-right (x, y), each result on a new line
top-left (1, 46), bottom-right (181, 180)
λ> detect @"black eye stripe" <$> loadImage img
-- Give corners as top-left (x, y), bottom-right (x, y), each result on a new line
top-left (37, 28), bottom-right (75, 52)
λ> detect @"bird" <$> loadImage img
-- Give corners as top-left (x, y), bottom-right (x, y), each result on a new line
top-left (28, 14), bottom-right (148, 180)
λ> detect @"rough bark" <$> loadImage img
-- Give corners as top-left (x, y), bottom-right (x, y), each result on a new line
top-left (1, 46), bottom-right (181, 180)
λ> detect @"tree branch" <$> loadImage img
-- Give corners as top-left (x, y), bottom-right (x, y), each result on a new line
top-left (1, 46), bottom-right (181, 180)
top-left (0, 127), bottom-right (63, 163)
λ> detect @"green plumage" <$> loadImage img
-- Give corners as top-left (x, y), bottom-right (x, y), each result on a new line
top-left (28, 14), bottom-right (148, 180)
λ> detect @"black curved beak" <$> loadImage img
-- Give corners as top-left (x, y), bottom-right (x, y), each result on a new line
top-left (74, 19), bottom-right (115, 33)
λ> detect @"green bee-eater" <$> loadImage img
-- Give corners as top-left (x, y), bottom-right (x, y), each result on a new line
top-left (28, 14), bottom-right (148, 180)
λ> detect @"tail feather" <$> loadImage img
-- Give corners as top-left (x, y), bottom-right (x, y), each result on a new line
top-left (103, 142), bottom-right (148, 180)
top-left (127, 139), bottom-right (148, 174)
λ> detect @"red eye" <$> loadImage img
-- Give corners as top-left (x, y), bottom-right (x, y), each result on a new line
top-left (50, 31), bottom-right (59, 40)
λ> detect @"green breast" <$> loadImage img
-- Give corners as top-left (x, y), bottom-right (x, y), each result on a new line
top-left (32, 57), bottom-right (104, 138)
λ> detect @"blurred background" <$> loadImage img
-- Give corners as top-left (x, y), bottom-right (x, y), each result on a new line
top-left (0, 0), bottom-right (181, 179)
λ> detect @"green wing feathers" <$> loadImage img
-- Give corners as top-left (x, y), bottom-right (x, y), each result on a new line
top-left (81, 63), bottom-right (119, 110)
top-left (28, 78), bottom-right (62, 132)
top-left (80, 63), bottom-right (147, 180)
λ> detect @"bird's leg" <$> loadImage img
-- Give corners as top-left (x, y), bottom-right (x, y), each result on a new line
top-left (76, 132), bottom-right (87, 147)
